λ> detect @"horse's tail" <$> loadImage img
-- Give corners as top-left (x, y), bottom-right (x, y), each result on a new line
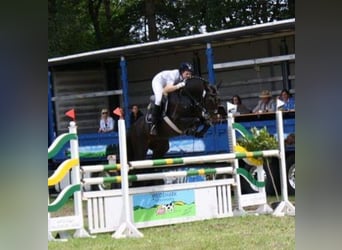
top-left (126, 129), bottom-right (134, 162)
top-left (126, 115), bottom-right (150, 161)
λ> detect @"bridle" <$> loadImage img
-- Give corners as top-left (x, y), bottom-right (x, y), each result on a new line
top-left (181, 80), bottom-right (216, 121)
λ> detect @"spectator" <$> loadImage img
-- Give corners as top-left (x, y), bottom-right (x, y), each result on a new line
top-left (98, 108), bottom-right (114, 133)
top-left (129, 104), bottom-right (144, 125)
top-left (285, 133), bottom-right (295, 145)
top-left (231, 95), bottom-right (251, 114)
top-left (252, 90), bottom-right (276, 113)
top-left (278, 89), bottom-right (295, 111)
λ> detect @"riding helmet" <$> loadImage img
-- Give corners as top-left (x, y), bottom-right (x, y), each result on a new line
top-left (179, 62), bottom-right (194, 74)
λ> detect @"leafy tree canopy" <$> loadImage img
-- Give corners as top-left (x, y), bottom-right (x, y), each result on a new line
top-left (48, 0), bottom-right (294, 58)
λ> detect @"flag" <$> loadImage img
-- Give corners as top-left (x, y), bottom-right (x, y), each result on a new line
top-left (277, 99), bottom-right (285, 109)
top-left (226, 102), bottom-right (237, 112)
top-left (65, 108), bottom-right (75, 120)
top-left (113, 107), bottom-right (123, 118)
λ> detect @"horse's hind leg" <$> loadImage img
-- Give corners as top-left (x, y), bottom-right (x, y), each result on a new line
top-left (150, 138), bottom-right (169, 159)
top-left (139, 138), bottom-right (169, 186)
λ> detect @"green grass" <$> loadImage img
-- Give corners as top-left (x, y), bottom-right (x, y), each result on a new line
top-left (48, 196), bottom-right (295, 250)
top-left (49, 215), bottom-right (294, 250)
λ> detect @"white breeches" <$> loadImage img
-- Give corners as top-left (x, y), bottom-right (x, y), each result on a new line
top-left (152, 79), bottom-right (165, 106)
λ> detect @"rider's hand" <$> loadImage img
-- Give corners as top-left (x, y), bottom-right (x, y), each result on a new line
top-left (176, 81), bottom-right (186, 89)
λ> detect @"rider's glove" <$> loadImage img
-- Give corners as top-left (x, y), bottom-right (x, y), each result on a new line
top-left (176, 81), bottom-right (186, 89)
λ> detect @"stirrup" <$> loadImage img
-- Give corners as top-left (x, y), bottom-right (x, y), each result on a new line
top-left (150, 124), bottom-right (157, 136)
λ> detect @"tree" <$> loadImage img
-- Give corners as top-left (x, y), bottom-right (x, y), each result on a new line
top-left (48, 0), bottom-right (295, 57)
top-left (48, 0), bottom-right (97, 57)
top-left (145, 0), bottom-right (158, 41)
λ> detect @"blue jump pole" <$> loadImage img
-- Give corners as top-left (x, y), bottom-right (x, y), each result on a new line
top-left (120, 56), bottom-right (130, 128)
top-left (48, 71), bottom-right (56, 145)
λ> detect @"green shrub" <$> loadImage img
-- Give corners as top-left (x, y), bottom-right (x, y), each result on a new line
top-left (237, 126), bottom-right (278, 151)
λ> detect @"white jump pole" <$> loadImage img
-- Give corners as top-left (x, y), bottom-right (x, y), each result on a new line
top-left (112, 118), bottom-right (143, 238)
top-left (273, 111), bottom-right (295, 216)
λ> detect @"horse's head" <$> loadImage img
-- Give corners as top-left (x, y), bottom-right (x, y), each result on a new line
top-left (181, 76), bottom-right (220, 121)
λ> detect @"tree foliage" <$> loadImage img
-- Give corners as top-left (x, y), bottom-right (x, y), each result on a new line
top-left (48, 0), bottom-right (295, 58)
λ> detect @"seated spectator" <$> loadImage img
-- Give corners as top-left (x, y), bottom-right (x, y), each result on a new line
top-left (231, 95), bottom-right (251, 114)
top-left (285, 133), bottom-right (295, 145)
top-left (98, 108), bottom-right (114, 133)
top-left (129, 104), bottom-right (144, 126)
top-left (252, 90), bottom-right (276, 113)
top-left (278, 89), bottom-right (295, 111)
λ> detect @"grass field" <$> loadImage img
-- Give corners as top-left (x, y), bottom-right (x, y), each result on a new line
top-left (48, 196), bottom-right (295, 250)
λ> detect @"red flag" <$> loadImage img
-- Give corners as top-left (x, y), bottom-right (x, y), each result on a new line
top-left (113, 107), bottom-right (123, 119)
top-left (65, 108), bottom-right (75, 120)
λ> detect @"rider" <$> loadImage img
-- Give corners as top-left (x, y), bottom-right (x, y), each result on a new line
top-left (150, 62), bottom-right (194, 135)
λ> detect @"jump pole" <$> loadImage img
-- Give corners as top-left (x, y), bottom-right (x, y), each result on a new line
top-left (112, 118), bottom-right (143, 238)
top-left (128, 151), bottom-right (278, 170)
top-left (273, 111), bottom-right (295, 216)
top-left (81, 164), bottom-right (120, 173)
top-left (82, 167), bottom-right (234, 185)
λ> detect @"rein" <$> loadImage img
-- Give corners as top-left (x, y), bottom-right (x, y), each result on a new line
top-left (181, 83), bottom-right (210, 120)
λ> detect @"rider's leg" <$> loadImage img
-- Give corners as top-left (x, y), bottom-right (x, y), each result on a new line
top-left (150, 81), bottom-right (163, 135)
top-left (150, 104), bottom-right (161, 135)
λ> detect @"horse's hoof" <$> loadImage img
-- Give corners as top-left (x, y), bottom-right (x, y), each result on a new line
top-left (194, 132), bottom-right (204, 138)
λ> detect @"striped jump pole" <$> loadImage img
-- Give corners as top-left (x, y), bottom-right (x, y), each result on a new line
top-left (81, 164), bottom-right (120, 173)
top-left (82, 167), bottom-right (234, 185)
top-left (129, 150), bottom-right (279, 170)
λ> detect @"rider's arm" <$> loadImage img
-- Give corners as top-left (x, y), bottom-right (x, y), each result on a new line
top-left (163, 82), bottom-right (185, 94)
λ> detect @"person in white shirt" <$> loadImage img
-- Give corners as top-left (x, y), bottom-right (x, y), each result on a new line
top-left (150, 62), bottom-right (194, 135)
top-left (98, 108), bottom-right (114, 133)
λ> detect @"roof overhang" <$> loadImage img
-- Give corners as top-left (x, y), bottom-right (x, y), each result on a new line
top-left (48, 18), bottom-right (295, 67)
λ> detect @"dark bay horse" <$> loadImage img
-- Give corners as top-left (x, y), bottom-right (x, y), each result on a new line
top-left (127, 77), bottom-right (220, 161)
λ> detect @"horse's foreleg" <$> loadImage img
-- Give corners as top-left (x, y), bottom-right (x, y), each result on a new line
top-left (150, 139), bottom-right (169, 159)
top-left (194, 121), bottom-right (211, 138)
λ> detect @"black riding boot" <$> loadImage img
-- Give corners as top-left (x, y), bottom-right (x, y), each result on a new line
top-left (150, 104), bottom-right (161, 135)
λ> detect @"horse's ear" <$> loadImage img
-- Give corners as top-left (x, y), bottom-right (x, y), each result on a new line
top-left (208, 84), bottom-right (217, 93)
